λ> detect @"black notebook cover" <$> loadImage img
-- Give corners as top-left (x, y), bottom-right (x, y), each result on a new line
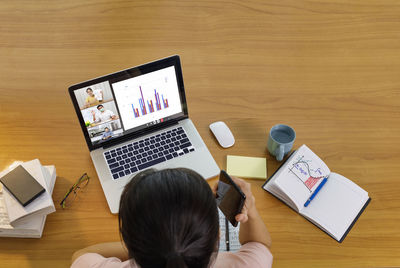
top-left (262, 150), bottom-right (371, 243)
top-left (0, 165), bottom-right (45, 207)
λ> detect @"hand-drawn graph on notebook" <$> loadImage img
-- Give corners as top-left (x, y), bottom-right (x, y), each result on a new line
top-left (288, 155), bottom-right (329, 192)
top-left (266, 145), bottom-right (332, 211)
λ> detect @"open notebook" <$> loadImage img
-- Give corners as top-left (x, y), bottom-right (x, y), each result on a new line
top-left (263, 144), bottom-right (370, 242)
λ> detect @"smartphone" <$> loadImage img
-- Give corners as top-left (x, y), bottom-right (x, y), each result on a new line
top-left (216, 170), bottom-right (246, 227)
top-left (0, 165), bottom-right (45, 207)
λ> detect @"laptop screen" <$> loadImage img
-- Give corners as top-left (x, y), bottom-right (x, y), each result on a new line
top-left (69, 56), bottom-right (188, 150)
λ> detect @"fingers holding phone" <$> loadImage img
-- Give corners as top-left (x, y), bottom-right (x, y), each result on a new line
top-left (214, 172), bottom-right (256, 225)
top-left (216, 171), bottom-right (253, 227)
top-left (230, 177), bottom-right (256, 223)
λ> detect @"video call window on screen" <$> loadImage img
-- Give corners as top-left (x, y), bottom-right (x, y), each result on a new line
top-left (74, 81), bottom-right (123, 145)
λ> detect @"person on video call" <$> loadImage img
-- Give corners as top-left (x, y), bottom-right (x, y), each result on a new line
top-left (101, 127), bottom-right (114, 140)
top-left (91, 104), bottom-right (117, 123)
top-left (70, 168), bottom-right (273, 268)
top-left (84, 88), bottom-right (101, 107)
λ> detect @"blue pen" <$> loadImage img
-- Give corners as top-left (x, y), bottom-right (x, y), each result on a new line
top-left (304, 177), bottom-right (328, 207)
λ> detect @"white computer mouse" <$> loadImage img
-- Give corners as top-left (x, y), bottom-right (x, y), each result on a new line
top-left (209, 121), bottom-right (235, 148)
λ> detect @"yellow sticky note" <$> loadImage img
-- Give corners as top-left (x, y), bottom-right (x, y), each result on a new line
top-left (226, 155), bottom-right (267, 179)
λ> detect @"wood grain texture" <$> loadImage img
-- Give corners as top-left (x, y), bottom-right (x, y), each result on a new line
top-left (0, 0), bottom-right (399, 267)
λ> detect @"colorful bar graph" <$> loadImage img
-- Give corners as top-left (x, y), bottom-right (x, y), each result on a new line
top-left (162, 95), bottom-right (169, 108)
top-left (155, 89), bottom-right (162, 111)
top-left (132, 86), bottom-right (169, 118)
top-left (131, 104), bottom-right (140, 118)
top-left (147, 100), bottom-right (155, 113)
top-left (139, 86), bottom-right (147, 115)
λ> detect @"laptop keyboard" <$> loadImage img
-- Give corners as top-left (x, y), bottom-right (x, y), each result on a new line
top-left (103, 126), bottom-right (195, 179)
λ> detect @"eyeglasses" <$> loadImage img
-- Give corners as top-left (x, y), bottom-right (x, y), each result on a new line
top-left (60, 173), bottom-right (90, 208)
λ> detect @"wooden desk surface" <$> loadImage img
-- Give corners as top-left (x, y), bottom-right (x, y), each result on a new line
top-left (0, 1), bottom-right (399, 267)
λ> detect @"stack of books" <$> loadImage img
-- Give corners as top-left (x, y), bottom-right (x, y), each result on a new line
top-left (0, 159), bottom-right (56, 238)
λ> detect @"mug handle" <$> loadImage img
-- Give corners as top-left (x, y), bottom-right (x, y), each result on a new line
top-left (275, 145), bottom-right (284, 161)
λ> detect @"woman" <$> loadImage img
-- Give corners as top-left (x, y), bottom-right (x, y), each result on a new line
top-left (71, 168), bottom-right (272, 267)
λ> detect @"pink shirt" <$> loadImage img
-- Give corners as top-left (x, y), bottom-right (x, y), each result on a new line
top-left (71, 242), bottom-right (273, 268)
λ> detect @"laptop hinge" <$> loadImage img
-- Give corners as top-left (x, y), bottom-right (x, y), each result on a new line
top-left (101, 119), bottom-right (181, 150)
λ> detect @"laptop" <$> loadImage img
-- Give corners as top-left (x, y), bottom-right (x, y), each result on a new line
top-left (69, 55), bottom-right (220, 213)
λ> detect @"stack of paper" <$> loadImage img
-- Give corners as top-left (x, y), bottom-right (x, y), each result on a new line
top-left (0, 159), bottom-right (56, 238)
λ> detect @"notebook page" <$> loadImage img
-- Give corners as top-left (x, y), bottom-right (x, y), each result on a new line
top-left (263, 152), bottom-right (301, 208)
top-left (275, 145), bottom-right (330, 210)
top-left (263, 150), bottom-right (297, 195)
top-left (265, 183), bottom-right (298, 211)
top-left (264, 150), bottom-right (304, 211)
top-left (300, 172), bottom-right (369, 241)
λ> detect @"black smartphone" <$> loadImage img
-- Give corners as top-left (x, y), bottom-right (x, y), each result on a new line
top-left (216, 170), bottom-right (246, 227)
top-left (0, 165), bottom-right (45, 207)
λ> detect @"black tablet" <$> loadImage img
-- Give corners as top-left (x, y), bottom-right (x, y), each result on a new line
top-left (0, 165), bottom-right (45, 207)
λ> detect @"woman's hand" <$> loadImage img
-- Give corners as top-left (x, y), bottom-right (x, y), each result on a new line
top-left (212, 176), bottom-right (256, 224)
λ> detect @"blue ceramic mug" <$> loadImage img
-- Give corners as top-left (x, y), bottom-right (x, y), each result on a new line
top-left (267, 124), bottom-right (296, 161)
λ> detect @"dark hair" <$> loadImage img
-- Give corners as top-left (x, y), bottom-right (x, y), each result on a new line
top-left (86, 88), bottom-right (92, 92)
top-left (96, 104), bottom-right (104, 109)
top-left (119, 169), bottom-right (219, 268)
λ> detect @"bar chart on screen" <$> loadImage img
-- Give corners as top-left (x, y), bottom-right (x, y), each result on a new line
top-left (112, 66), bottom-right (182, 131)
top-left (132, 87), bottom-right (169, 118)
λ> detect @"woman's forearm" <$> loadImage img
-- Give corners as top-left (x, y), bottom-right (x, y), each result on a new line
top-left (239, 207), bottom-right (272, 248)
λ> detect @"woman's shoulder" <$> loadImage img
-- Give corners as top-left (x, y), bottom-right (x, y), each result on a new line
top-left (213, 242), bottom-right (273, 268)
top-left (71, 253), bottom-right (138, 268)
